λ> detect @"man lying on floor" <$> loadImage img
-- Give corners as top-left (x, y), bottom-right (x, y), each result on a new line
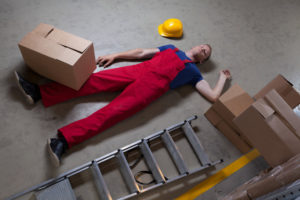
top-left (15, 44), bottom-right (231, 167)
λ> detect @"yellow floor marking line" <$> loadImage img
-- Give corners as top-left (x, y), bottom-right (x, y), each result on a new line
top-left (175, 149), bottom-right (260, 200)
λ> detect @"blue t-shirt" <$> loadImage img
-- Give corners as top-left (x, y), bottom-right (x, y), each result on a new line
top-left (158, 44), bottom-right (203, 89)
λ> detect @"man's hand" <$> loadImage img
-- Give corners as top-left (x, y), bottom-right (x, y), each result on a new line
top-left (96, 54), bottom-right (116, 68)
top-left (196, 69), bottom-right (232, 103)
top-left (220, 69), bottom-right (231, 80)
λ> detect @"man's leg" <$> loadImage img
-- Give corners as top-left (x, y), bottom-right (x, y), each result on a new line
top-left (41, 65), bottom-right (143, 107)
top-left (59, 78), bottom-right (169, 148)
top-left (15, 64), bottom-right (142, 107)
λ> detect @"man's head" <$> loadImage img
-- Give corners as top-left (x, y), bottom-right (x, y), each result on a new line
top-left (189, 44), bottom-right (212, 64)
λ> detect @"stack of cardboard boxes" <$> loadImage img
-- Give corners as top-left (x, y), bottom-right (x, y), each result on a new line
top-left (234, 89), bottom-right (300, 167)
top-left (205, 84), bottom-right (254, 153)
top-left (205, 74), bottom-right (300, 167)
top-left (204, 75), bottom-right (300, 199)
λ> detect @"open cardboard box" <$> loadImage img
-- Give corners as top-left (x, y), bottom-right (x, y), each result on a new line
top-left (234, 89), bottom-right (300, 167)
top-left (204, 84), bottom-right (254, 153)
top-left (222, 154), bottom-right (300, 200)
top-left (254, 74), bottom-right (300, 108)
top-left (18, 23), bottom-right (96, 90)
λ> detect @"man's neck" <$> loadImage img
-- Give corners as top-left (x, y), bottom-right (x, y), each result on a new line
top-left (185, 50), bottom-right (196, 62)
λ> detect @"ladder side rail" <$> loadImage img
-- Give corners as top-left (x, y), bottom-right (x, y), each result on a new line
top-left (94, 150), bottom-right (118, 163)
top-left (143, 115), bottom-right (198, 141)
top-left (116, 192), bottom-right (138, 200)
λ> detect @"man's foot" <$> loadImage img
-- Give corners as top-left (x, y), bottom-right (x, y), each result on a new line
top-left (47, 138), bottom-right (66, 167)
top-left (14, 71), bottom-right (41, 104)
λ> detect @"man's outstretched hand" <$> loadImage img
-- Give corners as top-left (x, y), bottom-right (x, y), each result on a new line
top-left (96, 54), bottom-right (116, 68)
top-left (220, 69), bottom-right (232, 80)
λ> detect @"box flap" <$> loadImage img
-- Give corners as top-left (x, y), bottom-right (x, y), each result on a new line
top-left (19, 32), bottom-right (61, 60)
top-left (32, 23), bottom-right (54, 37)
top-left (55, 48), bottom-right (82, 65)
top-left (217, 84), bottom-right (254, 117)
top-left (252, 99), bottom-right (275, 119)
top-left (19, 32), bottom-right (81, 65)
top-left (46, 28), bottom-right (91, 53)
top-left (254, 74), bottom-right (293, 100)
top-left (268, 115), bottom-right (300, 154)
top-left (265, 89), bottom-right (300, 138)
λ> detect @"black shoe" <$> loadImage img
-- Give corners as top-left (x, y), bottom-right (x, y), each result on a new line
top-left (14, 71), bottom-right (41, 104)
top-left (47, 138), bottom-right (66, 167)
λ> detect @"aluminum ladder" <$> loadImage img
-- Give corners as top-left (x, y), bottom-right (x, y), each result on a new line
top-left (6, 115), bottom-right (222, 200)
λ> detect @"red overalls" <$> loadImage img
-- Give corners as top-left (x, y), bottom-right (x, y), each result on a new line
top-left (40, 48), bottom-right (192, 148)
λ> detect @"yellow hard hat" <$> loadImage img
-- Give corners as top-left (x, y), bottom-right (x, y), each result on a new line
top-left (158, 18), bottom-right (183, 38)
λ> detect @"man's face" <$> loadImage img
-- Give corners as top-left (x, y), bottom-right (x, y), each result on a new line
top-left (193, 44), bottom-right (211, 63)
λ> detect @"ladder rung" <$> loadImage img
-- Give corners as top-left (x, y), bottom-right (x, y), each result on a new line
top-left (116, 150), bottom-right (140, 194)
top-left (35, 178), bottom-right (76, 200)
top-left (161, 130), bottom-right (188, 175)
top-left (182, 122), bottom-right (211, 166)
top-left (91, 161), bottom-right (112, 200)
top-left (140, 139), bottom-right (166, 183)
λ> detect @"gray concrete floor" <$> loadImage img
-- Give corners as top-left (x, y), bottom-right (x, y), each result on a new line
top-left (1, 0), bottom-right (299, 199)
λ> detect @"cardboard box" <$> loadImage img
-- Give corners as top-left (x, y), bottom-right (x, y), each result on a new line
top-left (222, 154), bottom-right (300, 200)
top-left (205, 108), bottom-right (252, 153)
top-left (204, 84), bottom-right (254, 153)
top-left (234, 89), bottom-right (300, 167)
top-left (247, 155), bottom-right (300, 198)
top-left (246, 166), bottom-right (283, 198)
top-left (18, 23), bottom-right (96, 90)
top-left (254, 74), bottom-right (300, 108)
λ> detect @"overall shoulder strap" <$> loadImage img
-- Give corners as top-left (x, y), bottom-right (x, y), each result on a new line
top-left (183, 59), bottom-right (193, 63)
top-left (173, 48), bottom-right (193, 63)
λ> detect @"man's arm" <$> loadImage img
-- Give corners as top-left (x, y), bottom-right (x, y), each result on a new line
top-left (96, 48), bottom-right (159, 68)
top-left (195, 70), bottom-right (231, 103)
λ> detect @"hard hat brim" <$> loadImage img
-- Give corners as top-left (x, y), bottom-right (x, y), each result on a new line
top-left (158, 24), bottom-right (183, 38)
